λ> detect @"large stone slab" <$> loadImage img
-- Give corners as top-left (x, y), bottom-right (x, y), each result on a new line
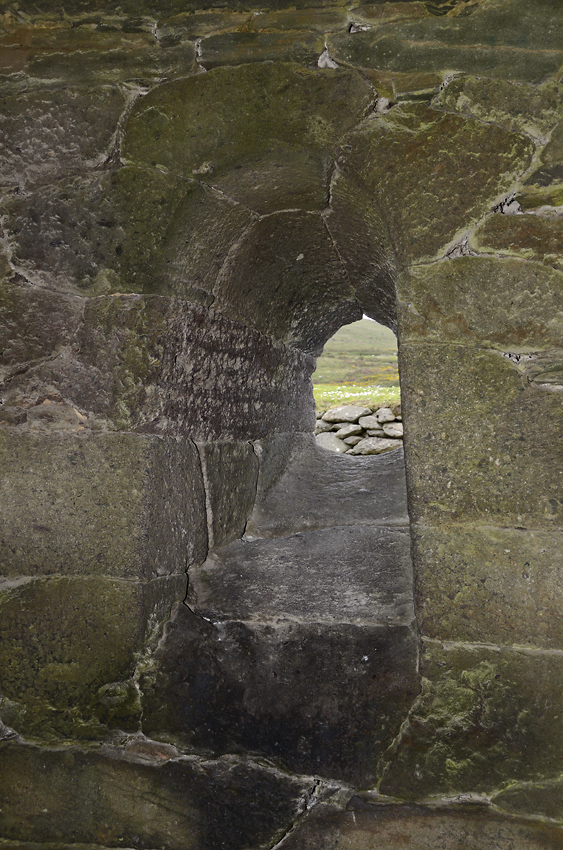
top-left (247, 434), bottom-right (409, 537)
top-left (0, 573), bottom-right (186, 739)
top-left (141, 604), bottom-right (419, 787)
top-left (0, 739), bottom-right (314, 850)
top-left (188, 525), bottom-right (414, 626)
top-left (282, 798), bottom-right (563, 850)
top-left (413, 524), bottom-right (563, 649)
top-left (0, 430), bottom-right (207, 579)
top-left (397, 256), bottom-right (563, 348)
top-left (399, 343), bottom-right (563, 529)
top-left (473, 213), bottom-right (563, 273)
top-left (380, 640), bottom-right (563, 800)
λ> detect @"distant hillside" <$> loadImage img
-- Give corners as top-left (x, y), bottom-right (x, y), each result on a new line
top-left (313, 318), bottom-right (399, 386)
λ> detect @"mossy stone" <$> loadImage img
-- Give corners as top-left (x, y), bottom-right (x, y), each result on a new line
top-left (329, 0), bottom-right (563, 82)
top-left (380, 641), bottom-right (563, 800)
top-left (0, 430), bottom-right (207, 579)
top-left (0, 574), bottom-right (185, 739)
top-left (199, 30), bottom-right (323, 69)
top-left (413, 524), bottom-right (563, 649)
top-left (338, 102), bottom-right (533, 265)
top-left (397, 256), bottom-right (563, 347)
top-left (122, 63), bottom-right (374, 181)
top-left (473, 213), bottom-right (563, 273)
top-left (399, 344), bottom-right (563, 529)
top-left (493, 776), bottom-right (563, 821)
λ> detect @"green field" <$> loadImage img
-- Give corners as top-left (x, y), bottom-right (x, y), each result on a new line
top-left (313, 318), bottom-right (400, 410)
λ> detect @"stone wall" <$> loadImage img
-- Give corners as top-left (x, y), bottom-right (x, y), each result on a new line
top-left (1, 1), bottom-right (563, 848)
top-left (315, 401), bottom-right (403, 453)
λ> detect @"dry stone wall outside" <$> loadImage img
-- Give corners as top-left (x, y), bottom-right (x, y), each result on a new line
top-left (315, 401), bottom-right (403, 454)
top-left (1, 1), bottom-right (563, 848)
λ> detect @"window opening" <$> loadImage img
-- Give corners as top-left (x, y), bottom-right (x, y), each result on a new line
top-left (313, 316), bottom-right (402, 454)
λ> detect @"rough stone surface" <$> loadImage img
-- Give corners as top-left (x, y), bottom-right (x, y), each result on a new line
top-left (414, 525), bottom-right (563, 650)
top-left (282, 799), bottom-right (563, 850)
top-left (0, 430), bottom-right (207, 579)
top-left (247, 434), bottom-right (409, 537)
top-left (0, 573), bottom-right (186, 739)
top-left (141, 604), bottom-right (419, 787)
top-left (380, 640), bottom-right (563, 800)
top-left (322, 404), bottom-right (372, 423)
top-left (0, 739), bottom-right (314, 850)
top-left (348, 437), bottom-right (402, 456)
top-left (196, 441), bottom-right (258, 549)
top-left (188, 525), bottom-right (414, 626)
top-left (315, 431), bottom-right (348, 453)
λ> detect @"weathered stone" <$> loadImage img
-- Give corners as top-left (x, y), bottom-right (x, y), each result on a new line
top-left (123, 63), bottom-right (375, 183)
top-left (213, 210), bottom-right (360, 353)
top-left (329, 1), bottom-right (563, 82)
top-left (141, 604), bottom-right (419, 786)
top-left (0, 430), bottom-right (206, 579)
top-left (344, 434), bottom-right (362, 446)
top-left (376, 407), bottom-right (395, 422)
top-left (367, 428), bottom-right (386, 437)
top-left (0, 573), bottom-right (185, 739)
top-left (199, 30), bottom-right (323, 69)
top-left (473, 213), bottom-right (563, 273)
top-left (383, 421), bottom-right (403, 437)
top-left (322, 404), bottom-right (372, 423)
top-left (334, 422), bottom-right (363, 438)
top-left (348, 437), bottom-right (401, 455)
top-left (493, 776), bottom-right (563, 821)
top-left (434, 76), bottom-right (563, 141)
top-left (323, 170), bottom-right (397, 327)
top-left (196, 440), bottom-right (258, 548)
top-left (315, 431), bottom-right (348, 452)
top-left (397, 256), bottom-right (563, 348)
top-left (0, 739), bottom-right (313, 850)
top-left (399, 343), bottom-right (563, 529)
top-left (414, 525), bottom-right (563, 650)
top-left (188, 525), bottom-right (414, 626)
top-left (248, 434), bottom-right (409, 536)
top-left (282, 798), bottom-right (563, 850)
top-left (519, 118), bottom-right (563, 210)
top-left (314, 418), bottom-right (333, 434)
top-left (380, 640), bottom-right (563, 800)
top-left (3, 297), bottom-right (315, 439)
top-left (358, 414), bottom-right (381, 429)
top-left (336, 102), bottom-right (533, 265)
top-left (0, 85), bottom-right (127, 192)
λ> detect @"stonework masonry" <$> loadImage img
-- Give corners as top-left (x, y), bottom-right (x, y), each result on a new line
top-left (1, 1), bottom-right (563, 847)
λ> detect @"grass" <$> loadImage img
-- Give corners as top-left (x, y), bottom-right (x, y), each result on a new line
top-left (314, 383), bottom-right (401, 413)
top-left (313, 318), bottom-right (401, 412)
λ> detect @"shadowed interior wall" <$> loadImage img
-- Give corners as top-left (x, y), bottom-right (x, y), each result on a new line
top-left (1, 2), bottom-right (563, 848)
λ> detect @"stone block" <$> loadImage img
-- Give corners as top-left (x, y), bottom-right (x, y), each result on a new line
top-left (0, 430), bottom-right (207, 579)
top-left (0, 573), bottom-right (186, 739)
top-left (397, 256), bottom-right (563, 348)
top-left (141, 605), bottom-right (419, 787)
top-left (196, 440), bottom-right (258, 548)
top-left (473, 213), bottom-right (563, 273)
top-left (380, 640), bottom-right (563, 800)
top-left (247, 434), bottom-right (409, 537)
top-left (282, 798), bottom-right (563, 850)
top-left (334, 102), bottom-right (532, 265)
top-left (399, 343), bottom-right (563, 529)
top-left (414, 524), bottom-right (563, 649)
top-left (199, 30), bottom-right (323, 69)
top-left (347, 437), bottom-right (401, 455)
top-left (315, 431), bottom-right (348, 452)
top-left (493, 776), bottom-right (563, 821)
top-left (0, 739), bottom-right (313, 850)
top-left (188, 525), bottom-right (414, 626)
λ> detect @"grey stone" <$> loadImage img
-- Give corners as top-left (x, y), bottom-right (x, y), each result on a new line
top-left (314, 418), bottom-right (333, 434)
top-left (376, 407), bottom-right (396, 423)
top-left (358, 414), bottom-right (381, 429)
top-left (348, 438), bottom-right (402, 456)
top-left (188, 525), bottom-right (415, 626)
top-left (383, 422), bottom-right (404, 438)
top-left (141, 605), bottom-right (420, 787)
top-left (248, 434), bottom-right (409, 536)
top-left (0, 739), bottom-right (313, 850)
top-left (322, 404), bottom-right (372, 423)
top-left (334, 422), bottom-right (363, 438)
top-left (367, 428), bottom-right (386, 437)
top-left (344, 435), bottom-right (362, 446)
top-left (315, 432), bottom-right (348, 453)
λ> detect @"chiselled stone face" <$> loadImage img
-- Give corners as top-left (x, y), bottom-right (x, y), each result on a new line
top-left (2, 1), bottom-right (563, 848)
